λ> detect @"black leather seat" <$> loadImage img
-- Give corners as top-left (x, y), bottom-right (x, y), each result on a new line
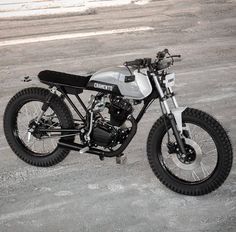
top-left (38, 70), bottom-right (91, 88)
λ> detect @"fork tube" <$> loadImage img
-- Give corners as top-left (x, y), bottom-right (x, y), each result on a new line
top-left (153, 76), bottom-right (186, 155)
top-left (153, 75), bottom-right (170, 114)
top-left (172, 96), bottom-right (179, 108)
top-left (169, 87), bottom-right (179, 108)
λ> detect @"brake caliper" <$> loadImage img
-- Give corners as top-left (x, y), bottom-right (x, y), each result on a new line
top-left (167, 142), bottom-right (178, 154)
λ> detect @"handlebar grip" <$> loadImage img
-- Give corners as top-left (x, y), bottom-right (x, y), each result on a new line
top-left (124, 59), bottom-right (143, 66)
top-left (171, 55), bottom-right (181, 58)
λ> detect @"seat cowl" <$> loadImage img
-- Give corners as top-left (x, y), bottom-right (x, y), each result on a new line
top-left (38, 70), bottom-right (91, 88)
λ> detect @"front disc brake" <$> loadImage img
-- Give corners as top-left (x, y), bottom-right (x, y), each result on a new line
top-left (172, 138), bottom-right (202, 171)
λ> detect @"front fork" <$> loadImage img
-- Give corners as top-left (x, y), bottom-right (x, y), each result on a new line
top-left (153, 76), bottom-right (187, 155)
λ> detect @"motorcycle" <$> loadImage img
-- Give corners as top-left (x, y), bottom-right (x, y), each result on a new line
top-left (4, 49), bottom-right (233, 195)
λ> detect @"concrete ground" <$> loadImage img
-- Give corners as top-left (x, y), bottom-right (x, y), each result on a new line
top-left (0, 0), bottom-right (236, 231)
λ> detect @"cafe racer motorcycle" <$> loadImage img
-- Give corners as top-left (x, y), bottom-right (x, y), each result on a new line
top-left (4, 49), bottom-right (233, 195)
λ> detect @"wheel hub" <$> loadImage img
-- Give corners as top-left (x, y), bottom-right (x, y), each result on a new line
top-left (28, 120), bottom-right (46, 139)
top-left (177, 144), bottom-right (196, 164)
top-left (172, 138), bottom-right (202, 170)
top-left (28, 117), bottom-right (57, 139)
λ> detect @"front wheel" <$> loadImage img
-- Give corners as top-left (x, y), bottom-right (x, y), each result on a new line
top-left (147, 108), bottom-right (233, 195)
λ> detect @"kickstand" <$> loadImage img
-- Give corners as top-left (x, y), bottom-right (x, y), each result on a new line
top-left (116, 154), bottom-right (127, 165)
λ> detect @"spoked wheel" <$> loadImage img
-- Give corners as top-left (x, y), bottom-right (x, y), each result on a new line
top-left (162, 124), bottom-right (217, 183)
top-left (4, 87), bottom-right (75, 167)
top-left (147, 108), bottom-right (233, 195)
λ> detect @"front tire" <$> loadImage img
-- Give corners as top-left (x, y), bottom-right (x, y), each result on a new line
top-left (147, 108), bottom-right (233, 195)
top-left (4, 87), bottom-right (75, 167)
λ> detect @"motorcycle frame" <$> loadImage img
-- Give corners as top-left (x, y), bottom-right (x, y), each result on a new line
top-left (40, 73), bottom-right (159, 130)
top-left (37, 70), bottom-right (186, 158)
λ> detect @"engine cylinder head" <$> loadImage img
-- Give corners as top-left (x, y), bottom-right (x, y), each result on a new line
top-left (109, 97), bottom-right (133, 127)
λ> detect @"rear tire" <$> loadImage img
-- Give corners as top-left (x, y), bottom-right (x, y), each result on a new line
top-left (4, 87), bottom-right (75, 167)
top-left (147, 108), bottom-right (233, 195)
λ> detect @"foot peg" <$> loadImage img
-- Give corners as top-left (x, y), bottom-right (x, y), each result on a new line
top-left (116, 154), bottom-right (127, 165)
top-left (79, 146), bottom-right (89, 154)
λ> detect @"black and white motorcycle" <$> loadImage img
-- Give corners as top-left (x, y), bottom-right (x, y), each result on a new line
top-left (4, 49), bottom-right (233, 195)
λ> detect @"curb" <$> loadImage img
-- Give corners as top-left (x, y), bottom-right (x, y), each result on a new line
top-left (0, 0), bottom-right (150, 19)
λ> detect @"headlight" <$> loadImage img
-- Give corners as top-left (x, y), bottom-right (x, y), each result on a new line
top-left (163, 73), bottom-right (175, 88)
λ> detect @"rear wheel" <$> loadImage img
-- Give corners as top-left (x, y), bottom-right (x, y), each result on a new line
top-left (4, 87), bottom-right (75, 167)
top-left (147, 108), bottom-right (233, 195)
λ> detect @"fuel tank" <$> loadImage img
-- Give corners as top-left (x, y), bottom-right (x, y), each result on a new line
top-left (86, 66), bottom-right (152, 100)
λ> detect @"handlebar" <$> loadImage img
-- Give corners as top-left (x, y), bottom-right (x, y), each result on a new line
top-left (124, 49), bottom-right (181, 71)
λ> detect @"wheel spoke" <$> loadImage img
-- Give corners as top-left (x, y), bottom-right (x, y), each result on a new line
top-left (188, 124), bottom-right (197, 139)
top-left (192, 170), bottom-right (200, 181)
top-left (33, 103), bottom-right (38, 117)
top-left (206, 148), bottom-right (216, 154)
top-left (48, 121), bottom-right (59, 129)
top-left (200, 162), bottom-right (210, 178)
top-left (28, 138), bottom-right (36, 148)
top-left (24, 105), bottom-right (31, 123)
top-left (50, 139), bottom-right (57, 148)
top-left (20, 131), bottom-right (28, 141)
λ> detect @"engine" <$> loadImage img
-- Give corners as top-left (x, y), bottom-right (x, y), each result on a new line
top-left (88, 95), bottom-right (133, 148)
top-left (91, 121), bottom-right (118, 148)
top-left (109, 97), bottom-right (133, 127)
